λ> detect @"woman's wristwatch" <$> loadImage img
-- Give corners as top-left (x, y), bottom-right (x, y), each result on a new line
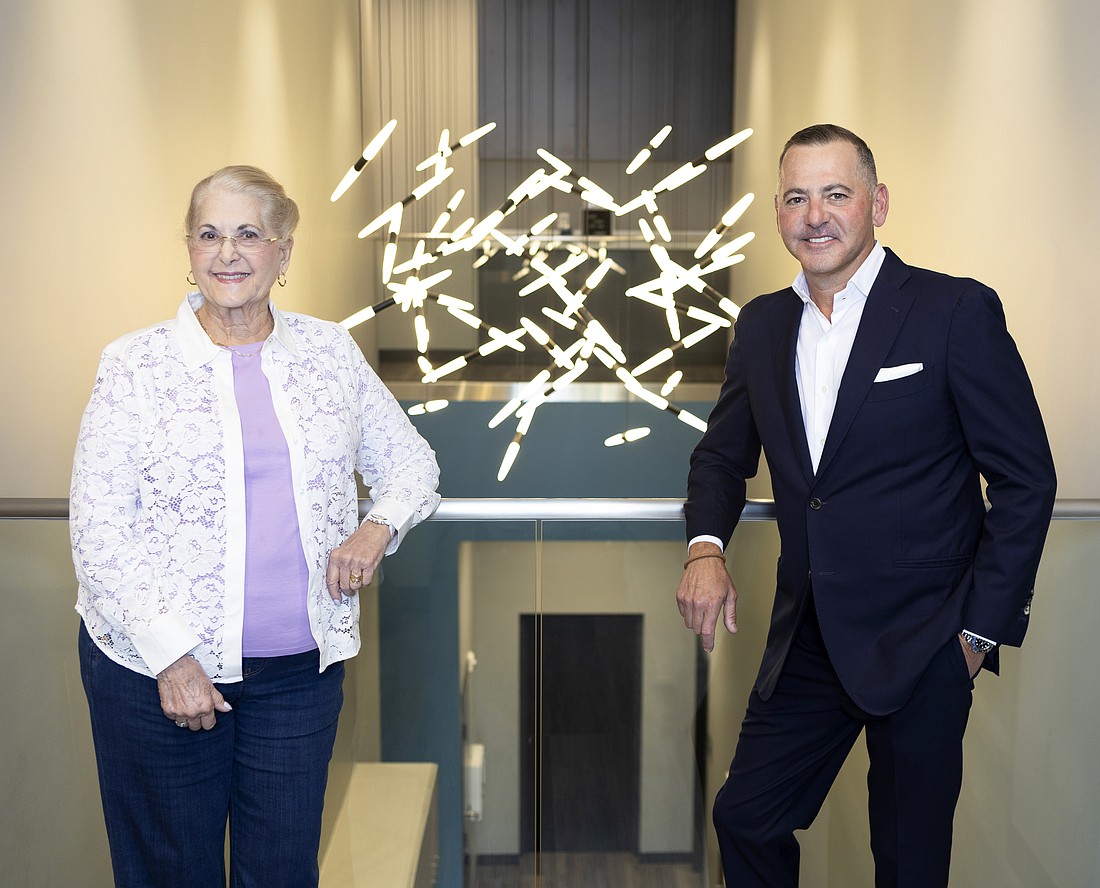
top-left (366, 512), bottom-right (396, 537)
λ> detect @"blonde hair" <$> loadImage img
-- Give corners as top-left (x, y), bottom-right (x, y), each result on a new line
top-left (184, 165), bottom-right (300, 239)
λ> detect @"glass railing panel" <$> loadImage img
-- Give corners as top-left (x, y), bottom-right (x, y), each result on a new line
top-left (0, 518), bottom-right (114, 887)
top-left (5, 504), bottom-right (1100, 887)
top-left (378, 517), bottom-right (541, 888)
top-left (515, 517), bottom-right (781, 887)
top-left (515, 519), bottom-right (714, 886)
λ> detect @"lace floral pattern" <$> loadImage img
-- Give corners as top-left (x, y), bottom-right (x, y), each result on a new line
top-left (72, 296), bottom-right (440, 680)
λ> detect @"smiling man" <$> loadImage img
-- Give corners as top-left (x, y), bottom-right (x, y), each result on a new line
top-left (676, 124), bottom-right (1057, 886)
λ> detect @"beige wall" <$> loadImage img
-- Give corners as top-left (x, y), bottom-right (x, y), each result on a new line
top-left (0, 0), bottom-right (379, 496)
top-left (732, 0), bottom-right (1100, 500)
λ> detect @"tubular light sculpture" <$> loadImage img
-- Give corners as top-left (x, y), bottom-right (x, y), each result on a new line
top-left (332, 120), bottom-right (754, 481)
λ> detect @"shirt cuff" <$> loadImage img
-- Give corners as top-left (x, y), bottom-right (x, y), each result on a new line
top-left (131, 610), bottom-right (201, 677)
top-left (962, 629), bottom-right (998, 647)
top-left (688, 534), bottom-right (725, 552)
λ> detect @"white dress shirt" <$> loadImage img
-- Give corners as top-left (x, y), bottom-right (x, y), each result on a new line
top-left (794, 242), bottom-right (886, 472)
top-left (690, 243), bottom-right (886, 553)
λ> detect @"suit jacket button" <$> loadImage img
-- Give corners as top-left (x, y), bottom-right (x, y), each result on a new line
top-left (809, 497), bottom-right (822, 510)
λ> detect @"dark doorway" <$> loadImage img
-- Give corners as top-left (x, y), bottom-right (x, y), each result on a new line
top-left (519, 613), bottom-right (643, 853)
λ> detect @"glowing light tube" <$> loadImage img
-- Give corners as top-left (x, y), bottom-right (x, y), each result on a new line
top-left (703, 127), bottom-right (753, 162)
top-left (424, 356), bottom-right (467, 383)
top-left (719, 298), bottom-right (742, 320)
top-left (459, 122), bottom-right (497, 147)
top-left (551, 359), bottom-right (588, 391)
top-left (519, 317), bottom-right (550, 345)
top-left (381, 237), bottom-right (397, 283)
top-left (488, 398), bottom-right (523, 429)
top-left (686, 305), bottom-right (733, 327)
top-left (542, 307), bottom-right (578, 330)
top-left (712, 231), bottom-right (757, 261)
top-left (414, 313), bottom-right (429, 352)
top-left (676, 409), bottom-right (708, 432)
top-left (661, 370), bottom-right (683, 397)
top-left (665, 307), bottom-right (681, 341)
top-left (632, 348), bottom-right (675, 377)
top-left (340, 305), bottom-right (377, 329)
top-left (434, 294), bottom-right (475, 311)
top-left (411, 166), bottom-right (454, 201)
top-left (681, 323), bottom-right (722, 349)
top-left (330, 119), bottom-right (398, 202)
top-left (615, 189), bottom-right (656, 217)
top-left (535, 148), bottom-right (572, 175)
top-left (625, 147), bottom-right (651, 175)
top-left (604, 427), bottom-right (652, 447)
top-left (408, 399), bottom-right (449, 415)
top-left (653, 163), bottom-right (706, 194)
top-left (358, 202), bottom-right (403, 239)
top-left (497, 440), bottom-right (521, 482)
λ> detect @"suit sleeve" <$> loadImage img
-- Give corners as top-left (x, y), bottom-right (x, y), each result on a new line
top-left (684, 311), bottom-right (763, 546)
top-left (947, 284), bottom-right (1057, 646)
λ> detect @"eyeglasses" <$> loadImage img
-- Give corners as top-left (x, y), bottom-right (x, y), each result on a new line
top-left (186, 231), bottom-right (281, 254)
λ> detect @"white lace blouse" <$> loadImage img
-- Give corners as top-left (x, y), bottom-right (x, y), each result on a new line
top-left (71, 293), bottom-right (440, 681)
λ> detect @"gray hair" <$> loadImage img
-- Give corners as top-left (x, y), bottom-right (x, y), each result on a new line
top-left (778, 124), bottom-right (878, 194)
top-left (185, 165), bottom-right (300, 240)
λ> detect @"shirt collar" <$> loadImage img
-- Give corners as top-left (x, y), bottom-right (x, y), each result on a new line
top-left (177, 292), bottom-right (303, 368)
top-left (792, 241), bottom-right (887, 305)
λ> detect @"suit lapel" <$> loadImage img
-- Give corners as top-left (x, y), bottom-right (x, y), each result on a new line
top-left (814, 251), bottom-right (915, 482)
top-left (772, 290), bottom-right (816, 485)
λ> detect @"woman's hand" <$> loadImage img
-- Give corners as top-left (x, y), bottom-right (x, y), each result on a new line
top-left (157, 654), bottom-right (231, 731)
top-left (326, 521), bottom-right (393, 601)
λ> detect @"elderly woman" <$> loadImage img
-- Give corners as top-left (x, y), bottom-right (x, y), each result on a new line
top-left (71, 165), bottom-right (440, 887)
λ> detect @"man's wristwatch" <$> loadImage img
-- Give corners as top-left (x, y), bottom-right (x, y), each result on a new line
top-left (960, 630), bottom-right (996, 655)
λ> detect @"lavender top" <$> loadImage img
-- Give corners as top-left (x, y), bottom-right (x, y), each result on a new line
top-left (228, 344), bottom-right (316, 657)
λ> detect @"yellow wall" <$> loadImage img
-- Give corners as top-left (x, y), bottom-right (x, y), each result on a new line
top-left (732, 0), bottom-right (1100, 498)
top-left (0, 0), bottom-right (378, 496)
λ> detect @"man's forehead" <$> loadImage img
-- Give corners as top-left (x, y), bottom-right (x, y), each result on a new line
top-left (779, 142), bottom-right (861, 189)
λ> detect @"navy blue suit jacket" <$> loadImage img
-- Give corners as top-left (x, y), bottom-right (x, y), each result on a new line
top-left (685, 249), bottom-right (1057, 715)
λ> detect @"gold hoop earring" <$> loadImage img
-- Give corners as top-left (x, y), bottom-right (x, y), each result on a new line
top-left (186, 272), bottom-right (197, 286)
top-left (277, 273), bottom-right (287, 288)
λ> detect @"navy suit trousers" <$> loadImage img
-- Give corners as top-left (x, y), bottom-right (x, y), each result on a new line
top-left (713, 597), bottom-right (974, 887)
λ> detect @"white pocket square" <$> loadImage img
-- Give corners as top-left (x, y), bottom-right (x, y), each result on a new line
top-left (874, 362), bottom-right (924, 383)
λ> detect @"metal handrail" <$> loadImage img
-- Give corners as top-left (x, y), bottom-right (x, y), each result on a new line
top-left (3, 497), bottom-right (1099, 521)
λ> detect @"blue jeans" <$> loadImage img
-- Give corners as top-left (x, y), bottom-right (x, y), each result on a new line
top-left (79, 622), bottom-right (344, 888)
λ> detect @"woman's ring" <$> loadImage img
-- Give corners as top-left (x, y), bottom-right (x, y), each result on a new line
top-left (349, 573), bottom-right (362, 584)
top-left (176, 720), bottom-right (188, 728)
